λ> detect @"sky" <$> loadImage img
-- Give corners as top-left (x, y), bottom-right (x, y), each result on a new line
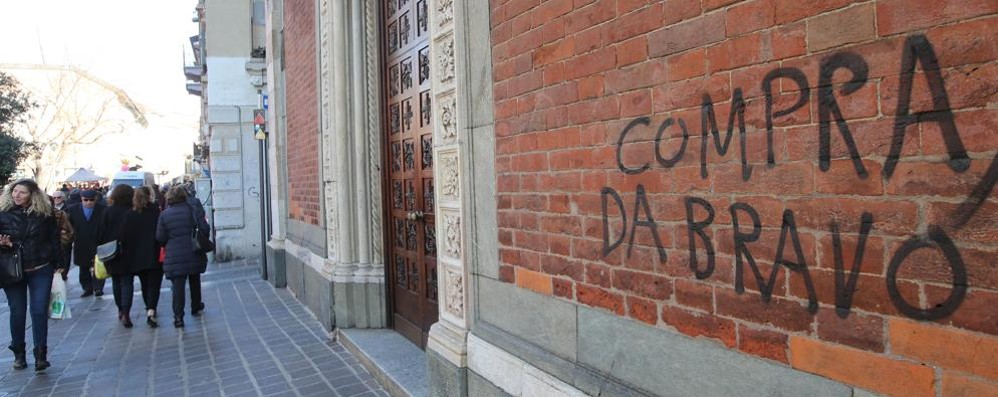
top-left (0, 0), bottom-right (202, 183)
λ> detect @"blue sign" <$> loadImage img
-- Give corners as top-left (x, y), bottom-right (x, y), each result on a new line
top-left (263, 95), bottom-right (269, 110)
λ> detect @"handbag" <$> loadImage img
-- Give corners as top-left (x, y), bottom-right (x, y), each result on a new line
top-left (96, 240), bottom-right (120, 262)
top-left (190, 208), bottom-right (214, 253)
top-left (0, 244), bottom-right (24, 287)
top-left (93, 254), bottom-right (109, 280)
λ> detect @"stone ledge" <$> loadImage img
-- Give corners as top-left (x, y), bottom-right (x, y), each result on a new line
top-left (338, 328), bottom-right (428, 397)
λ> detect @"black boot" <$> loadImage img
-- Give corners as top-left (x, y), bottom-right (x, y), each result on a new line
top-left (33, 346), bottom-right (50, 371)
top-left (8, 344), bottom-right (26, 370)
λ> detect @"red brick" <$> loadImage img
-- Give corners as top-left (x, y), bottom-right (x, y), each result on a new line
top-left (885, 160), bottom-right (994, 197)
top-left (925, 16), bottom-right (998, 68)
top-left (724, 0), bottom-right (775, 37)
top-left (790, 336), bottom-right (936, 397)
top-left (815, 159), bottom-right (884, 196)
top-left (927, 201), bottom-right (998, 245)
top-left (531, 0), bottom-right (573, 27)
top-left (815, 309), bottom-right (885, 352)
top-left (540, 254), bottom-right (584, 281)
top-left (667, 49), bottom-right (706, 82)
top-left (565, 0), bottom-right (616, 34)
top-left (738, 324), bottom-right (789, 363)
top-left (807, 3), bottom-right (876, 52)
top-left (612, 269), bottom-right (673, 300)
top-left (651, 73), bottom-right (731, 112)
top-left (662, 0), bottom-right (703, 26)
top-left (675, 279), bottom-right (715, 312)
top-left (552, 277), bottom-right (575, 298)
top-left (773, 0), bottom-right (860, 24)
top-left (620, 89), bottom-right (652, 117)
top-left (923, 110), bottom-right (998, 154)
top-left (616, 36), bottom-right (648, 67)
top-left (577, 283), bottom-right (626, 315)
top-left (770, 22), bottom-right (806, 59)
top-left (702, 0), bottom-right (740, 12)
top-left (713, 161), bottom-right (815, 195)
top-left (787, 197), bottom-right (919, 235)
top-left (707, 32), bottom-right (767, 73)
top-left (499, 264), bottom-right (516, 283)
top-left (627, 295), bottom-right (659, 325)
top-left (926, 287), bottom-right (998, 336)
top-left (533, 37), bottom-right (576, 66)
top-left (715, 288), bottom-right (814, 332)
top-left (515, 267), bottom-right (554, 295)
top-left (661, 305), bottom-right (737, 348)
top-left (814, 232), bottom-right (885, 276)
top-left (564, 47), bottom-right (617, 80)
top-left (877, 0), bottom-right (998, 36)
top-left (880, 63), bottom-right (998, 114)
top-left (604, 59), bottom-right (668, 94)
top-left (788, 269), bottom-right (919, 317)
top-left (648, 12), bottom-right (726, 58)
top-left (584, 263), bottom-right (612, 288)
top-left (604, 3), bottom-right (664, 44)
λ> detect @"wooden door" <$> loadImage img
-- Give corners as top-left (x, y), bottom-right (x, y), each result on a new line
top-left (383, 0), bottom-right (437, 348)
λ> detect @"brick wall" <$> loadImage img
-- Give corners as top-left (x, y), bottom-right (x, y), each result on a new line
top-left (491, 0), bottom-right (998, 395)
top-left (284, 0), bottom-right (320, 226)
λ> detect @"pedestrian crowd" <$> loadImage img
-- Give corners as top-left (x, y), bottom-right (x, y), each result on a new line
top-left (0, 179), bottom-right (213, 371)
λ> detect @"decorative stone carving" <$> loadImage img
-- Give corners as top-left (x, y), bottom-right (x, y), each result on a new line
top-left (444, 266), bottom-right (464, 317)
top-left (441, 155), bottom-right (459, 199)
top-left (436, 0), bottom-right (453, 27)
top-left (436, 36), bottom-right (455, 83)
top-left (365, 0), bottom-right (383, 264)
top-left (439, 95), bottom-right (457, 142)
top-left (444, 214), bottom-right (461, 259)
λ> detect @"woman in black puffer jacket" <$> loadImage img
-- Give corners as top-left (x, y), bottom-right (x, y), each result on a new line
top-left (98, 184), bottom-right (136, 328)
top-left (156, 186), bottom-right (209, 328)
top-left (0, 179), bottom-right (65, 371)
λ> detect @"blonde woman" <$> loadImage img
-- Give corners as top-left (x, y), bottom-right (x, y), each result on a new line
top-left (0, 179), bottom-right (65, 371)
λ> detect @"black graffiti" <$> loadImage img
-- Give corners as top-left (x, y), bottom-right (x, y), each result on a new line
top-left (616, 34), bottom-right (971, 182)
top-left (763, 67), bottom-right (808, 166)
top-left (818, 52), bottom-right (869, 178)
top-left (602, 194), bottom-right (971, 320)
top-left (830, 212), bottom-right (873, 318)
top-left (684, 197), bottom-right (715, 279)
top-left (885, 34), bottom-right (969, 179)
top-left (656, 117), bottom-right (688, 168)
top-left (700, 89), bottom-right (750, 181)
top-left (886, 226), bottom-right (967, 320)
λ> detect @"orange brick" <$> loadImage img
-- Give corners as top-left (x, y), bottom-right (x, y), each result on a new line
top-left (890, 318), bottom-right (998, 381)
top-left (789, 336), bottom-right (935, 397)
top-left (515, 267), bottom-right (553, 295)
top-left (943, 372), bottom-right (998, 396)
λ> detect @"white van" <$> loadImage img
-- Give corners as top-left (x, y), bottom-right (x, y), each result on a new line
top-left (110, 171), bottom-right (155, 189)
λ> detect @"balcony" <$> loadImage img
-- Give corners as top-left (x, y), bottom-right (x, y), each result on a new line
top-left (185, 65), bottom-right (203, 82)
top-left (186, 82), bottom-right (202, 96)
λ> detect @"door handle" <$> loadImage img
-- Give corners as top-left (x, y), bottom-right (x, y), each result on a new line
top-left (406, 211), bottom-right (425, 221)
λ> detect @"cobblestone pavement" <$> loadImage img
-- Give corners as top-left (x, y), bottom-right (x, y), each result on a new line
top-left (0, 259), bottom-right (389, 397)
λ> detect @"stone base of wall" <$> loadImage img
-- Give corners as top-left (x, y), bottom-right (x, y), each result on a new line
top-left (333, 280), bottom-right (386, 328)
top-left (265, 239), bottom-right (287, 288)
top-left (284, 239), bottom-right (335, 330)
top-left (428, 349), bottom-right (468, 397)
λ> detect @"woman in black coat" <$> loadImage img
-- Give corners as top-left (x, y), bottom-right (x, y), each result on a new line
top-left (122, 187), bottom-right (163, 327)
top-left (98, 184), bottom-right (136, 328)
top-left (156, 186), bottom-right (209, 328)
top-left (0, 179), bottom-right (65, 371)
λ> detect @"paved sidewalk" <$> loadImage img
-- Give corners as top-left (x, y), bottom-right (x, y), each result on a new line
top-left (0, 259), bottom-right (389, 397)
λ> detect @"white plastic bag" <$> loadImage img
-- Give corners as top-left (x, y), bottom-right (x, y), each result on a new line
top-left (49, 275), bottom-right (71, 319)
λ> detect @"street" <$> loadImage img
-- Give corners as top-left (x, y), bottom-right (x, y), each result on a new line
top-left (0, 259), bottom-right (388, 397)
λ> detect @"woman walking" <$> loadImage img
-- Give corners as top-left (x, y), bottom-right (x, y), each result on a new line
top-left (123, 187), bottom-right (163, 327)
top-left (99, 184), bottom-right (136, 328)
top-left (0, 179), bottom-right (66, 370)
top-left (157, 186), bottom-right (208, 328)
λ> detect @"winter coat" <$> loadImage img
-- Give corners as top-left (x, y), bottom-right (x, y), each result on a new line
top-left (66, 203), bottom-right (107, 267)
top-left (156, 202), bottom-right (208, 278)
top-left (54, 209), bottom-right (74, 248)
top-left (0, 190), bottom-right (63, 271)
top-left (97, 203), bottom-right (132, 276)
top-left (122, 204), bottom-right (161, 273)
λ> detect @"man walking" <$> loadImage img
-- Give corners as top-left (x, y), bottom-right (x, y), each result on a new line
top-left (66, 190), bottom-right (107, 297)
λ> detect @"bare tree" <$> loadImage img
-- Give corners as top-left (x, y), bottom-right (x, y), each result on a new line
top-left (2, 64), bottom-right (147, 189)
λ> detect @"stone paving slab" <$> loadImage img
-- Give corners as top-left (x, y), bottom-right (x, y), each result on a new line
top-left (0, 259), bottom-right (389, 397)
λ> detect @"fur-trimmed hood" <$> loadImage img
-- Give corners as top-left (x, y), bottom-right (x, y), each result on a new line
top-left (0, 181), bottom-right (53, 217)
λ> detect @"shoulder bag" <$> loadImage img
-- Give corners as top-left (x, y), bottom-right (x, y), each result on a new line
top-left (191, 208), bottom-right (214, 253)
top-left (96, 240), bottom-right (120, 262)
top-left (0, 243), bottom-right (24, 287)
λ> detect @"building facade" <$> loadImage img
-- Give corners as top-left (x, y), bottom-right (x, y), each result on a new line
top-left (189, 0), bottom-right (268, 262)
top-left (259, 0), bottom-right (998, 396)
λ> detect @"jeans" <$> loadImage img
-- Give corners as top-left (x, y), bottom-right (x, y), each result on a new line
top-left (3, 265), bottom-right (54, 348)
top-left (137, 268), bottom-right (163, 312)
top-left (170, 274), bottom-right (202, 318)
top-left (111, 274), bottom-right (134, 314)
